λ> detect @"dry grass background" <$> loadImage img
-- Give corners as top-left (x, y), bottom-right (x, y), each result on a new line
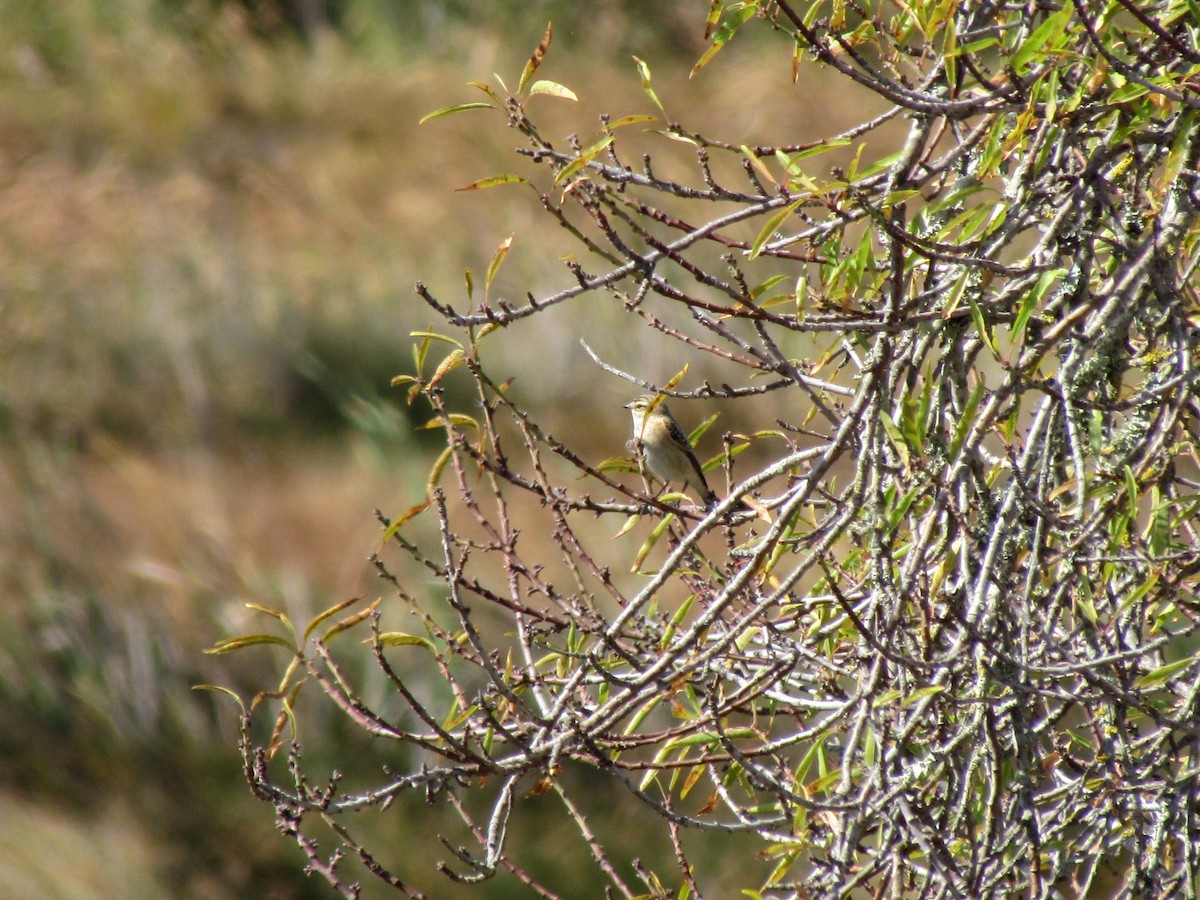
top-left (0, 2), bottom-right (859, 895)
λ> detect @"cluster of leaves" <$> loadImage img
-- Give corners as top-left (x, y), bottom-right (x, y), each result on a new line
top-left (210, 3), bottom-right (1200, 898)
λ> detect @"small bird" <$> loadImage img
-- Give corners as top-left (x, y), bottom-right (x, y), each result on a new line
top-left (625, 394), bottom-right (718, 507)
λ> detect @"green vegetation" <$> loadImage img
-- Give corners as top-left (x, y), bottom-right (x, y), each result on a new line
top-left (210, 2), bottom-right (1200, 898)
top-left (10, 1), bottom-right (1200, 898)
top-left (0, 2), bottom-right (735, 897)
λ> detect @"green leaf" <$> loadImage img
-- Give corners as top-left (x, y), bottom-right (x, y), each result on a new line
top-left (304, 596), bottom-right (368, 644)
top-left (948, 383), bottom-right (985, 460)
top-left (1135, 655), bottom-right (1197, 690)
top-left (691, 7), bottom-right (755, 78)
top-left (381, 633), bottom-right (434, 657)
top-left (632, 513), bottom-right (674, 572)
top-left (604, 114), bottom-right (658, 131)
top-left (967, 297), bottom-right (996, 356)
top-left (192, 684), bottom-right (245, 709)
top-left (377, 500), bottom-right (431, 545)
top-left (879, 410), bottom-right (911, 470)
top-left (750, 274), bottom-right (789, 299)
top-left (782, 138), bottom-right (853, 167)
top-left (660, 593), bottom-right (696, 648)
top-left (611, 511), bottom-right (641, 539)
top-left (555, 135), bottom-right (615, 185)
top-left (703, 0), bottom-right (722, 39)
top-left (1012, 269), bottom-right (1061, 344)
top-left (1146, 490), bottom-right (1171, 557)
top-left (1123, 465), bottom-right (1140, 520)
top-left (468, 81), bottom-right (502, 103)
top-left (690, 412), bottom-right (719, 451)
top-left (456, 173), bottom-right (530, 191)
top-left (1108, 82), bottom-right (1151, 104)
top-left (528, 79), bottom-right (577, 101)
top-left (518, 23), bottom-right (553, 95)
top-left (902, 685), bottom-right (947, 706)
top-left (1011, 5), bottom-right (1073, 73)
top-left (410, 331), bottom-right (463, 348)
top-left (429, 346), bottom-right (465, 388)
top-left (418, 102), bottom-right (494, 124)
top-left (485, 234), bottom-right (513, 297)
top-left (322, 598), bottom-right (381, 642)
top-left (419, 413), bottom-right (480, 431)
top-left (204, 634), bottom-right (295, 654)
top-left (426, 446), bottom-right (453, 493)
top-left (749, 199), bottom-right (803, 259)
top-left (632, 55), bottom-right (665, 112)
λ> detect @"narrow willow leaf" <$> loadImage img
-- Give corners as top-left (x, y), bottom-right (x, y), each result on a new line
top-left (751, 274), bottom-right (789, 299)
top-left (456, 173), bottom-right (530, 191)
top-left (597, 454), bottom-right (640, 473)
top-left (473, 321), bottom-right (500, 342)
top-left (741, 145), bottom-right (778, 187)
top-left (1012, 268), bottom-right (1061, 342)
top-left (967, 298), bottom-right (997, 356)
top-left (948, 383), bottom-right (985, 460)
top-left (377, 500), bottom-right (431, 546)
top-left (660, 593), bottom-right (696, 649)
top-left (1147, 492), bottom-right (1171, 557)
top-left (204, 634), bottom-right (295, 654)
top-left (680, 764), bottom-right (706, 799)
top-left (426, 446), bottom-right (453, 493)
top-left (518, 22), bottom-right (553, 95)
top-left (872, 689), bottom-right (902, 708)
top-left (612, 514), bottom-right (641, 539)
top-left (632, 55), bottom-right (664, 112)
top-left (304, 596), bottom-right (368, 644)
top-left (419, 413), bottom-right (480, 431)
top-left (485, 234), bottom-right (514, 297)
top-left (902, 685), bottom-right (947, 706)
top-left (604, 114), bottom-right (658, 131)
top-left (528, 79), bottom-right (577, 101)
top-left (899, 390), bottom-right (924, 449)
top-left (765, 847), bottom-right (803, 886)
top-left (879, 410), bottom-right (911, 470)
top-left (245, 602), bottom-right (290, 624)
top-left (626, 693), bottom-right (663, 736)
top-left (409, 330), bottom-right (463, 348)
top-left (554, 135), bottom-right (614, 185)
top-left (1011, 4), bottom-right (1072, 73)
top-left (322, 598), bottom-right (381, 642)
top-left (442, 701), bottom-right (478, 732)
top-left (662, 363), bottom-right (690, 394)
top-left (1123, 465), bottom-right (1140, 520)
top-left (428, 348), bottom-right (465, 389)
top-left (691, 7), bottom-right (754, 78)
top-left (632, 514), bottom-right (674, 572)
top-left (418, 102), bottom-right (494, 124)
top-left (703, 0), bottom-right (722, 39)
top-left (690, 412), bottom-right (719, 448)
top-left (750, 200), bottom-right (803, 259)
top-left (192, 685), bottom-right (246, 709)
top-left (1135, 655), bottom-right (1197, 689)
top-left (468, 81), bottom-right (502, 103)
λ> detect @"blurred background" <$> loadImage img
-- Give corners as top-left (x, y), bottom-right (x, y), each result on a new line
top-left (0, 1), bottom-right (855, 895)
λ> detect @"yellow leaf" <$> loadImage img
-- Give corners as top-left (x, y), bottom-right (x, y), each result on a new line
top-left (528, 79), bottom-right (577, 101)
